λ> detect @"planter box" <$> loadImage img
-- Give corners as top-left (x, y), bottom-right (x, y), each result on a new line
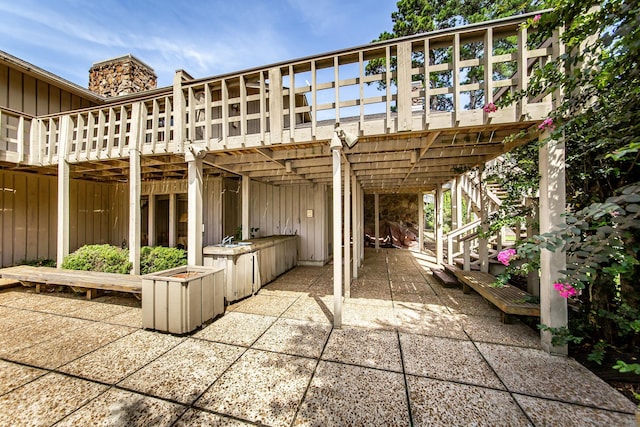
top-left (142, 266), bottom-right (224, 334)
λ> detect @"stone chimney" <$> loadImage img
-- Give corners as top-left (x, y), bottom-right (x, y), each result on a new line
top-left (89, 54), bottom-right (157, 97)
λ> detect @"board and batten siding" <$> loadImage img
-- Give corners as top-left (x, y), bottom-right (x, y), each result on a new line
top-left (0, 170), bottom-right (118, 267)
top-left (250, 181), bottom-right (328, 264)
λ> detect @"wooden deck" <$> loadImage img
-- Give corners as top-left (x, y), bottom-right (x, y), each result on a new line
top-left (0, 266), bottom-right (142, 299)
top-left (454, 270), bottom-right (540, 323)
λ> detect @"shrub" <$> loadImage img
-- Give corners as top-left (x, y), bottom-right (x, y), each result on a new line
top-left (19, 258), bottom-right (56, 267)
top-left (62, 244), bottom-right (131, 274)
top-left (140, 246), bottom-right (187, 274)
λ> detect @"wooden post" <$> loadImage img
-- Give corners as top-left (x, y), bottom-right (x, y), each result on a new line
top-left (332, 146), bottom-right (342, 328)
top-left (168, 193), bottom-right (177, 247)
top-left (360, 183), bottom-right (364, 265)
top-left (351, 171), bottom-right (358, 280)
top-left (268, 68), bottom-right (283, 144)
top-left (479, 169), bottom-right (489, 273)
top-left (396, 41), bottom-right (413, 131)
top-left (374, 193), bottom-right (380, 251)
top-left (418, 192), bottom-right (424, 253)
top-left (435, 187), bottom-right (443, 265)
top-left (128, 103), bottom-right (143, 275)
top-left (172, 71), bottom-right (187, 153)
top-left (56, 116), bottom-right (71, 268)
top-left (242, 176), bottom-right (250, 240)
top-left (186, 155), bottom-right (203, 266)
top-left (539, 130), bottom-right (568, 355)
top-left (148, 194), bottom-right (156, 247)
top-left (344, 161), bottom-right (351, 298)
top-left (452, 176), bottom-right (462, 253)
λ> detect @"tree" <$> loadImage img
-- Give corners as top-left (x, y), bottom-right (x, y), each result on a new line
top-left (366, 0), bottom-right (540, 110)
top-left (495, 0), bottom-right (640, 367)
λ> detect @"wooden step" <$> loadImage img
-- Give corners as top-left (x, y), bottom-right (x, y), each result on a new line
top-left (433, 269), bottom-right (459, 288)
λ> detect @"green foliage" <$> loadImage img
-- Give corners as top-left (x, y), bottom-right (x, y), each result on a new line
top-left (538, 324), bottom-right (584, 346)
top-left (62, 244), bottom-right (132, 274)
top-left (18, 258), bottom-right (56, 267)
top-left (366, 0), bottom-right (538, 109)
top-left (140, 246), bottom-right (187, 275)
top-left (613, 360), bottom-right (640, 375)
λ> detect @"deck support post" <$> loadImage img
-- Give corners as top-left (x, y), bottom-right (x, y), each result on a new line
top-left (435, 187), bottom-right (444, 265)
top-left (128, 103), bottom-right (143, 275)
top-left (344, 161), bottom-right (351, 298)
top-left (168, 193), bottom-right (176, 247)
top-left (452, 176), bottom-right (462, 253)
top-left (539, 130), bottom-right (568, 355)
top-left (351, 172), bottom-right (359, 279)
top-left (479, 169), bottom-right (489, 273)
top-left (332, 146), bottom-right (342, 328)
top-left (128, 149), bottom-right (141, 274)
top-left (56, 116), bottom-right (71, 268)
top-left (418, 192), bottom-right (424, 253)
top-left (242, 176), bottom-right (250, 240)
top-left (359, 183), bottom-right (364, 265)
top-left (374, 193), bottom-right (380, 251)
top-left (186, 154), bottom-right (203, 266)
top-left (148, 195), bottom-right (156, 247)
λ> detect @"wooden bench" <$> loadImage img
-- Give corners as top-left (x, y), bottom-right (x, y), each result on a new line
top-left (453, 270), bottom-right (540, 323)
top-left (0, 266), bottom-right (142, 300)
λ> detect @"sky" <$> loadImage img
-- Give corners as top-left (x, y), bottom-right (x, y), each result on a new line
top-left (0, 0), bottom-right (399, 89)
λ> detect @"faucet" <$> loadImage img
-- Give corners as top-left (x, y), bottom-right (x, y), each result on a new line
top-left (221, 235), bottom-right (234, 245)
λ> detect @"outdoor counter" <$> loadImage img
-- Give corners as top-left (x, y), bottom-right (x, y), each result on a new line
top-left (203, 235), bottom-right (299, 303)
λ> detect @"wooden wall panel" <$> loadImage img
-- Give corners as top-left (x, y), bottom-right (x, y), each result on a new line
top-left (0, 65), bottom-right (8, 106)
top-left (36, 80), bottom-right (49, 115)
top-left (22, 76), bottom-right (36, 115)
top-left (48, 86), bottom-right (60, 113)
top-left (1, 173), bottom-right (13, 265)
top-left (26, 174), bottom-right (39, 260)
top-left (12, 174), bottom-right (26, 262)
top-left (37, 177), bottom-right (50, 259)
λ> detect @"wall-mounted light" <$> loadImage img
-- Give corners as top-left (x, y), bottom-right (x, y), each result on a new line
top-left (330, 122), bottom-right (359, 149)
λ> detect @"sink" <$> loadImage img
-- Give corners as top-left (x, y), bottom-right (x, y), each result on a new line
top-left (215, 242), bottom-right (252, 248)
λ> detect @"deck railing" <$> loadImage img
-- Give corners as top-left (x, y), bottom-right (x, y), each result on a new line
top-left (0, 106), bottom-right (33, 164)
top-left (19, 10), bottom-right (555, 166)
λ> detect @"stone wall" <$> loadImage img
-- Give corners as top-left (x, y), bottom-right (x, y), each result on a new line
top-left (89, 54), bottom-right (157, 97)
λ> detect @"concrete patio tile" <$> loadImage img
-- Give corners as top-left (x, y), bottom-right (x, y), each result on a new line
top-left (231, 294), bottom-right (298, 317)
top-left (477, 342), bottom-right (638, 413)
top-left (104, 307), bottom-right (142, 328)
top-left (461, 315), bottom-right (542, 348)
top-left (261, 279), bottom-right (312, 294)
top-left (1, 293), bottom-right (55, 310)
top-left (55, 387), bottom-right (186, 427)
top-left (514, 393), bottom-right (637, 427)
top-left (393, 296), bottom-right (450, 314)
top-left (342, 301), bottom-right (396, 330)
top-left (0, 372), bottom-right (107, 426)
top-left (0, 290), bottom-right (30, 305)
top-left (307, 281), bottom-right (334, 296)
top-left (0, 314), bottom-right (90, 356)
top-left (0, 360), bottom-right (46, 395)
top-left (407, 376), bottom-right (530, 427)
top-left (439, 291), bottom-right (501, 317)
top-left (399, 333), bottom-right (504, 389)
top-left (195, 349), bottom-right (316, 426)
top-left (322, 327), bottom-right (402, 372)
top-left (391, 292), bottom-right (428, 304)
top-left (350, 284), bottom-right (392, 301)
top-left (281, 296), bottom-right (334, 324)
top-left (31, 296), bottom-right (92, 316)
top-left (394, 306), bottom-right (469, 340)
top-left (389, 279), bottom-right (436, 296)
top-left (67, 301), bottom-right (133, 321)
top-left (253, 317), bottom-right (331, 358)
top-left (0, 306), bottom-right (51, 332)
top-left (294, 360), bottom-right (409, 426)
top-left (194, 312), bottom-right (277, 347)
top-left (174, 408), bottom-right (253, 426)
top-left (92, 295), bottom-right (141, 308)
top-left (119, 339), bottom-right (244, 404)
top-left (59, 329), bottom-right (184, 384)
top-left (7, 322), bottom-right (135, 369)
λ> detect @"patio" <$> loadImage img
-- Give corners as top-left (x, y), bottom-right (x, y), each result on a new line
top-left (0, 249), bottom-right (636, 426)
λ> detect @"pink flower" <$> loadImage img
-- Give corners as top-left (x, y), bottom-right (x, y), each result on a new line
top-left (538, 117), bottom-right (555, 131)
top-left (483, 102), bottom-right (498, 113)
top-left (497, 248), bottom-right (517, 266)
top-left (533, 14), bottom-right (541, 23)
top-left (553, 282), bottom-right (578, 298)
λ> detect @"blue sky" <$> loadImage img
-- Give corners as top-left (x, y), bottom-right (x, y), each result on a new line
top-left (0, 0), bottom-right (398, 88)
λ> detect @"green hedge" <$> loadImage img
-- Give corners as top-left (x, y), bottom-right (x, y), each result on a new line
top-left (61, 244), bottom-right (187, 275)
top-left (62, 244), bottom-right (131, 274)
top-left (140, 246), bottom-right (187, 274)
